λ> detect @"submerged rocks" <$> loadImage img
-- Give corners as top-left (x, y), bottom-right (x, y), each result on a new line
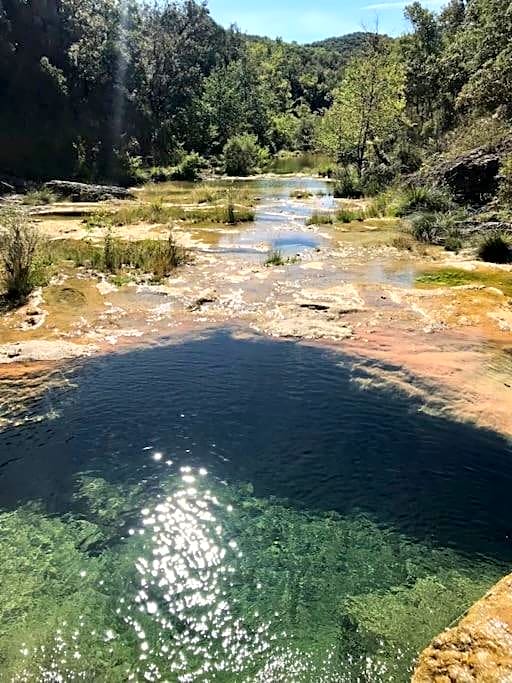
top-left (413, 573), bottom-right (512, 682)
top-left (43, 180), bottom-right (134, 202)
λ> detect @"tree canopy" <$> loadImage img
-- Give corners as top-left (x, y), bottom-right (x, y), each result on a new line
top-left (0, 0), bottom-right (511, 183)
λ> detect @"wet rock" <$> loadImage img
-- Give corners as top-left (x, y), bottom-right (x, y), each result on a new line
top-left (0, 340), bottom-right (97, 363)
top-left (259, 304), bottom-right (353, 341)
top-left (188, 289), bottom-right (218, 311)
top-left (43, 180), bottom-right (134, 202)
top-left (294, 284), bottom-right (366, 315)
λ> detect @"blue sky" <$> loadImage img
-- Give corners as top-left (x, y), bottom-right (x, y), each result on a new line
top-left (206, 0), bottom-right (446, 43)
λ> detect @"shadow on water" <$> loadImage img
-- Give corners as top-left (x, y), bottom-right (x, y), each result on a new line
top-left (1, 329), bottom-right (511, 562)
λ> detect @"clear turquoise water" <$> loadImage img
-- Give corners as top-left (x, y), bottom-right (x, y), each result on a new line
top-left (0, 331), bottom-right (510, 681)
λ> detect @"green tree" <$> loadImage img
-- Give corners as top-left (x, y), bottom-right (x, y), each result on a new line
top-left (320, 36), bottom-right (405, 176)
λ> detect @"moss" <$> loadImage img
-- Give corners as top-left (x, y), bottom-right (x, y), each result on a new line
top-left (416, 267), bottom-right (512, 295)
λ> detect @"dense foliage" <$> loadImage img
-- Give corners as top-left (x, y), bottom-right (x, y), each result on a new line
top-left (0, 0), bottom-right (511, 188)
top-left (0, 0), bottom-right (368, 181)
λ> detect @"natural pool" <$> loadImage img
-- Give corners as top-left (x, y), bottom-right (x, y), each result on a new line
top-left (1, 331), bottom-right (511, 681)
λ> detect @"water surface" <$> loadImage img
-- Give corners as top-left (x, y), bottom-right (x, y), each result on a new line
top-left (0, 331), bottom-right (510, 681)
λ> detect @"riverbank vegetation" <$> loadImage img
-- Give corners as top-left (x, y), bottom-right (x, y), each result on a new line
top-left (0, 209), bottom-right (190, 302)
top-left (3, 1), bottom-right (511, 261)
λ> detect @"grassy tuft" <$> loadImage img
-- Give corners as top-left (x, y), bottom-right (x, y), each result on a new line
top-left (409, 210), bottom-right (464, 245)
top-left (477, 231), bottom-right (512, 264)
top-left (265, 249), bottom-right (286, 266)
top-left (391, 235), bottom-right (414, 251)
top-left (395, 185), bottom-right (453, 217)
top-left (336, 208), bottom-right (365, 223)
top-left (110, 199), bottom-right (254, 227)
top-left (306, 212), bottom-right (334, 226)
top-left (0, 209), bottom-right (44, 301)
top-left (21, 188), bottom-right (56, 206)
top-left (42, 231), bottom-right (188, 281)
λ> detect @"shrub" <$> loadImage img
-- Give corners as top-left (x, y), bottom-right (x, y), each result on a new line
top-left (149, 167), bottom-right (175, 183)
top-left (171, 153), bottom-right (206, 182)
top-left (0, 210), bottom-right (42, 301)
top-left (444, 229), bottom-right (464, 253)
top-left (333, 167), bottom-right (363, 199)
top-left (365, 191), bottom-right (395, 218)
top-left (337, 208), bottom-right (364, 223)
top-left (22, 188), bottom-right (56, 206)
top-left (306, 212), bottom-right (334, 226)
top-left (395, 185), bottom-right (453, 217)
top-left (103, 228), bottom-right (119, 273)
top-left (360, 164), bottom-right (396, 196)
top-left (391, 235), bottom-right (414, 251)
top-left (223, 134), bottom-right (269, 176)
top-left (409, 213), bottom-right (443, 244)
top-left (409, 211), bottom-right (463, 245)
top-left (477, 231), bottom-right (512, 264)
top-left (113, 151), bottom-right (147, 186)
top-left (265, 249), bottom-right (285, 266)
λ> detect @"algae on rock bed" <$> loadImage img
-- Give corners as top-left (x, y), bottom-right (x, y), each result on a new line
top-left (0, 471), bottom-right (502, 682)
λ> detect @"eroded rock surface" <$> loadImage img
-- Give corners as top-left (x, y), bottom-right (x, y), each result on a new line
top-left (413, 574), bottom-right (512, 682)
top-left (44, 180), bottom-right (134, 202)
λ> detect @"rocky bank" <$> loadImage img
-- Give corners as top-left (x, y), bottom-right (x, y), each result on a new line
top-left (413, 574), bottom-right (512, 682)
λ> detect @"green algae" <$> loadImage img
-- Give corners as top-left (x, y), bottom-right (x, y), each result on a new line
top-left (416, 267), bottom-right (512, 295)
top-left (0, 472), bottom-right (502, 682)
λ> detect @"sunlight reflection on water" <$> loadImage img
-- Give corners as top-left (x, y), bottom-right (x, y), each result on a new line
top-left (12, 466), bottom-right (410, 682)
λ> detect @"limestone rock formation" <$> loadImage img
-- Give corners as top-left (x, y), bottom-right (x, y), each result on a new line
top-left (413, 573), bottom-right (512, 682)
top-left (431, 141), bottom-right (512, 204)
top-left (43, 180), bottom-right (134, 202)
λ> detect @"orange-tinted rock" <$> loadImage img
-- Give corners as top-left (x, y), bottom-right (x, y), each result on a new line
top-left (413, 575), bottom-right (512, 682)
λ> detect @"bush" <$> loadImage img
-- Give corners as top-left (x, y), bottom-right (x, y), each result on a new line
top-left (223, 134), bottom-right (269, 176)
top-left (306, 212), bottom-right (334, 226)
top-left (171, 153), bottom-right (206, 182)
top-left (395, 185), bottom-right (453, 217)
top-left (21, 188), bottom-right (56, 206)
top-left (409, 213), bottom-right (444, 244)
top-left (148, 167), bottom-right (175, 183)
top-left (360, 164), bottom-right (396, 196)
top-left (409, 211), bottom-right (464, 245)
top-left (336, 208), bottom-right (364, 223)
top-left (444, 230), bottom-right (464, 253)
top-left (113, 151), bottom-right (147, 186)
top-left (333, 167), bottom-right (363, 199)
top-left (265, 249), bottom-right (285, 266)
top-left (0, 210), bottom-right (42, 301)
top-left (477, 231), bottom-right (512, 264)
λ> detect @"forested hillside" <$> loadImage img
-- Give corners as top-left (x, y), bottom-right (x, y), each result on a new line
top-left (0, 0), bottom-right (511, 199)
top-left (0, 0), bottom-right (364, 182)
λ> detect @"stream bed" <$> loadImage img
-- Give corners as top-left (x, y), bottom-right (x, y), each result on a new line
top-left (0, 330), bottom-right (511, 681)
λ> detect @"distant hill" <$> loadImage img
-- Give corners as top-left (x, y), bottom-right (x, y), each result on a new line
top-left (309, 32), bottom-right (386, 59)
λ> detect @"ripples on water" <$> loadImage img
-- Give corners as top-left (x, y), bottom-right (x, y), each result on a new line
top-left (1, 330), bottom-right (511, 681)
